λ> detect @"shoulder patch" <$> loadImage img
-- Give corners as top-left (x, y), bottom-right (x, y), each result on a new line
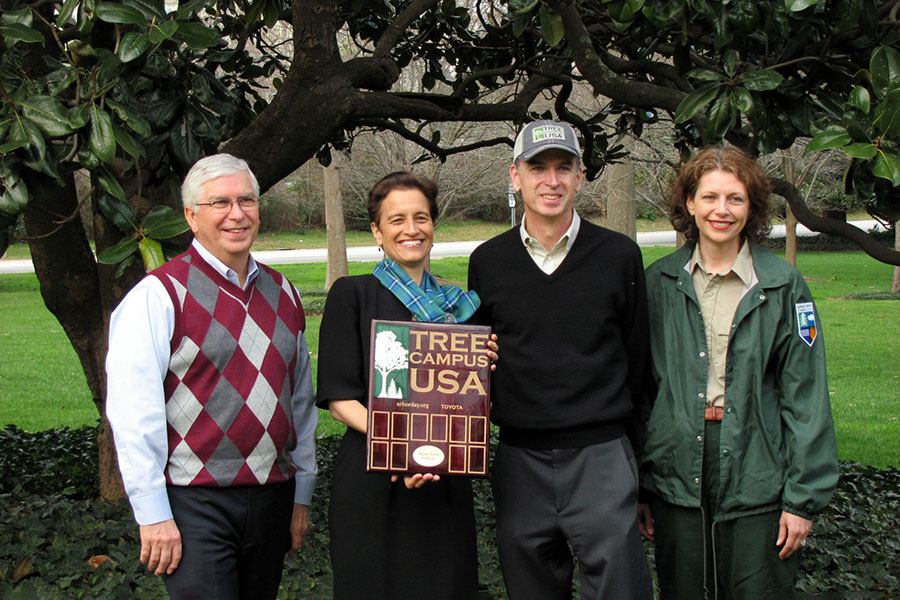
top-left (795, 302), bottom-right (817, 347)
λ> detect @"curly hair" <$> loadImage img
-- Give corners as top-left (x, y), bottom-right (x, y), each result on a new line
top-left (366, 171), bottom-right (439, 225)
top-left (668, 146), bottom-right (772, 245)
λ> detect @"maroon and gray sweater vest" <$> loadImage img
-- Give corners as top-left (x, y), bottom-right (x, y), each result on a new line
top-left (151, 247), bottom-right (306, 488)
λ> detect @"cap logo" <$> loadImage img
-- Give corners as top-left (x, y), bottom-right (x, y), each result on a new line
top-left (531, 125), bottom-right (566, 143)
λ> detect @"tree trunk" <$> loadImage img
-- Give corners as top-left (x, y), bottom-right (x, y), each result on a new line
top-left (781, 155), bottom-right (798, 266)
top-left (893, 220), bottom-right (900, 293)
top-left (22, 173), bottom-right (125, 501)
top-left (324, 158), bottom-right (348, 290)
top-left (605, 147), bottom-right (636, 240)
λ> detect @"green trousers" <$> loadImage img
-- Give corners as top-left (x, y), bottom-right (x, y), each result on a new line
top-left (649, 421), bottom-right (800, 600)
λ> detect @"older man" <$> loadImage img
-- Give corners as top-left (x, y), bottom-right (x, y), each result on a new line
top-left (468, 121), bottom-right (653, 599)
top-left (106, 153), bottom-right (317, 599)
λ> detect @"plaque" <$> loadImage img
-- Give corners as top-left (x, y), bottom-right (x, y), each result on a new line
top-left (366, 319), bottom-right (491, 476)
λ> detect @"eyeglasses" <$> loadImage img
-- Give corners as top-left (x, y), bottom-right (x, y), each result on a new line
top-left (196, 196), bottom-right (260, 211)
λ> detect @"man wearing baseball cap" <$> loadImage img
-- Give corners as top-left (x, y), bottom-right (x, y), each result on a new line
top-left (468, 120), bottom-right (653, 598)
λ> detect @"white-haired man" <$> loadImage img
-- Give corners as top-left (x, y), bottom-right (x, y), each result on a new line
top-left (106, 153), bottom-right (317, 599)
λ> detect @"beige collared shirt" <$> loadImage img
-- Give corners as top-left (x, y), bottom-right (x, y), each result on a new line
top-left (688, 241), bottom-right (755, 409)
top-left (520, 210), bottom-right (581, 274)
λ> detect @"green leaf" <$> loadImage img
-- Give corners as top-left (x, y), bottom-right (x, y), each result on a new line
top-left (97, 236), bottom-right (139, 264)
top-left (674, 84), bottom-right (722, 123)
top-left (1, 7), bottom-right (33, 25)
top-left (173, 21), bottom-right (220, 49)
top-left (118, 31), bottom-right (149, 62)
top-left (848, 86), bottom-right (871, 114)
top-left (168, 116), bottom-right (202, 168)
top-left (115, 254), bottom-right (136, 277)
top-left (9, 118), bottom-right (46, 167)
top-left (686, 69), bottom-right (725, 82)
top-left (141, 206), bottom-right (188, 239)
top-left (512, 13), bottom-right (529, 38)
top-left (723, 49), bottom-right (739, 78)
top-left (90, 105), bottom-right (116, 164)
top-left (67, 104), bottom-right (91, 129)
top-left (872, 150), bottom-right (900, 186)
top-left (705, 91), bottom-right (734, 140)
top-left (96, 167), bottom-right (127, 203)
top-left (138, 236), bottom-right (165, 270)
top-left (123, 0), bottom-right (165, 19)
top-left (148, 19), bottom-right (178, 44)
top-left (739, 69), bottom-right (783, 91)
top-left (870, 46), bottom-right (900, 97)
top-left (842, 143), bottom-right (878, 159)
top-left (56, 0), bottom-right (79, 26)
top-left (112, 122), bottom-right (143, 159)
top-left (0, 23), bottom-right (45, 45)
top-left (733, 87), bottom-right (754, 114)
top-left (94, 3), bottom-right (146, 24)
top-left (539, 5), bottom-right (564, 47)
top-left (106, 99), bottom-right (151, 137)
top-left (786, 0), bottom-right (818, 10)
top-left (805, 125), bottom-right (852, 153)
top-left (0, 177), bottom-right (28, 214)
top-left (21, 96), bottom-right (75, 137)
top-left (97, 188), bottom-right (135, 229)
top-left (872, 88), bottom-right (900, 137)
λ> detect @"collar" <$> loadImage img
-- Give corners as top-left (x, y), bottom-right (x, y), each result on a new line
top-left (520, 209), bottom-right (581, 252)
top-left (191, 239), bottom-right (258, 290)
top-left (687, 240), bottom-right (754, 285)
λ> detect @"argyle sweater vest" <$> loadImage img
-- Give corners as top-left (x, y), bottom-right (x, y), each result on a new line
top-left (151, 246), bottom-right (306, 487)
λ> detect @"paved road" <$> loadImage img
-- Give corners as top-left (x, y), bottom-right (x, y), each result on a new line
top-left (0, 220), bottom-right (884, 274)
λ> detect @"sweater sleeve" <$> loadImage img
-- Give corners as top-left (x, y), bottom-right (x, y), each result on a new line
top-left (622, 245), bottom-right (653, 462)
top-left (775, 274), bottom-right (839, 519)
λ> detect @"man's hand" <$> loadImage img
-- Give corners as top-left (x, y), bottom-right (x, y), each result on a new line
top-left (139, 519), bottom-right (182, 576)
top-left (776, 511), bottom-right (812, 559)
top-left (289, 503), bottom-right (310, 553)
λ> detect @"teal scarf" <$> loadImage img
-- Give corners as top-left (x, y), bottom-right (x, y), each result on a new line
top-left (373, 257), bottom-right (480, 323)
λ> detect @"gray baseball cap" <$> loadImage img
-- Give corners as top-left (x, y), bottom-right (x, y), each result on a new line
top-left (513, 120), bottom-right (581, 162)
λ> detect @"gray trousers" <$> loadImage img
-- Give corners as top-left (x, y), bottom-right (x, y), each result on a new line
top-left (492, 436), bottom-right (653, 600)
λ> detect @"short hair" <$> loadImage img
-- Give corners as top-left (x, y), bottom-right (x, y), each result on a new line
top-left (181, 153), bottom-right (260, 210)
top-left (367, 171), bottom-right (439, 224)
top-left (668, 146), bottom-right (772, 245)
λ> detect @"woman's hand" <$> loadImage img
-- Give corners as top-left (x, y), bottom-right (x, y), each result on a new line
top-left (487, 333), bottom-right (499, 371)
top-left (776, 511), bottom-right (812, 559)
top-left (391, 473), bottom-right (441, 488)
top-left (638, 503), bottom-right (654, 542)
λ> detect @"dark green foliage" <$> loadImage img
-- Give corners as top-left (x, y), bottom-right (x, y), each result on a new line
top-left (1, 427), bottom-right (897, 598)
top-left (765, 229), bottom-right (894, 252)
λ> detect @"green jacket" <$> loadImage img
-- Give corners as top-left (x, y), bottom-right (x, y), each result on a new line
top-left (640, 243), bottom-right (838, 521)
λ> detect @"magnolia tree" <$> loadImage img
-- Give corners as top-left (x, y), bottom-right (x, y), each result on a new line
top-left (1, 0), bottom-right (898, 498)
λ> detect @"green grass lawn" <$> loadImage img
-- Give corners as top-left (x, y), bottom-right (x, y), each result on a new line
top-left (1, 249), bottom-right (897, 467)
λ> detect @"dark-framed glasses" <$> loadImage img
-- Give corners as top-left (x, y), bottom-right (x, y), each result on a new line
top-left (197, 196), bottom-right (260, 211)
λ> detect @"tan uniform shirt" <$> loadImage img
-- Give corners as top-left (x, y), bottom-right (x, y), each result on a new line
top-left (520, 210), bottom-right (581, 274)
top-left (688, 242), bottom-right (755, 409)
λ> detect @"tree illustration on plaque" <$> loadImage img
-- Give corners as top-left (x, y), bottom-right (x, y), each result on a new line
top-left (373, 329), bottom-right (409, 398)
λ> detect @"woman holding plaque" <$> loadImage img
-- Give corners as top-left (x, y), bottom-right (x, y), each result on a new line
top-left (317, 172), bottom-right (495, 600)
top-left (639, 147), bottom-right (838, 598)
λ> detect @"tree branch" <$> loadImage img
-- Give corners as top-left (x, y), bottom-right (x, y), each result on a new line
top-left (772, 177), bottom-right (900, 266)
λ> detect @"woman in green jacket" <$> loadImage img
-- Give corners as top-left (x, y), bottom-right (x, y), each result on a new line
top-left (639, 147), bottom-right (838, 599)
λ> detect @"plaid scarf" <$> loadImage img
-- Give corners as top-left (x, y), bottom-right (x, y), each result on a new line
top-left (373, 257), bottom-right (480, 323)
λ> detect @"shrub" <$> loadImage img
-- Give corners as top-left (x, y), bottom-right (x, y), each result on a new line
top-left (1, 427), bottom-right (897, 598)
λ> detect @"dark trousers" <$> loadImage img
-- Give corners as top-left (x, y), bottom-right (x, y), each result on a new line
top-left (492, 436), bottom-right (653, 600)
top-left (650, 421), bottom-right (799, 600)
top-left (162, 481), bottom-right (294, 600)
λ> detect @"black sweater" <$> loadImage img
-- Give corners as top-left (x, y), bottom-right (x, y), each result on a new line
top-left (467, 222), bottom-right (651, 449)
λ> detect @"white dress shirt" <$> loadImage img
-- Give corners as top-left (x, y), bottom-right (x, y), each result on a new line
top-left (106, 240), bottom-right (317, 525)
top-left (520, 209), bottom-right (581, 274)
